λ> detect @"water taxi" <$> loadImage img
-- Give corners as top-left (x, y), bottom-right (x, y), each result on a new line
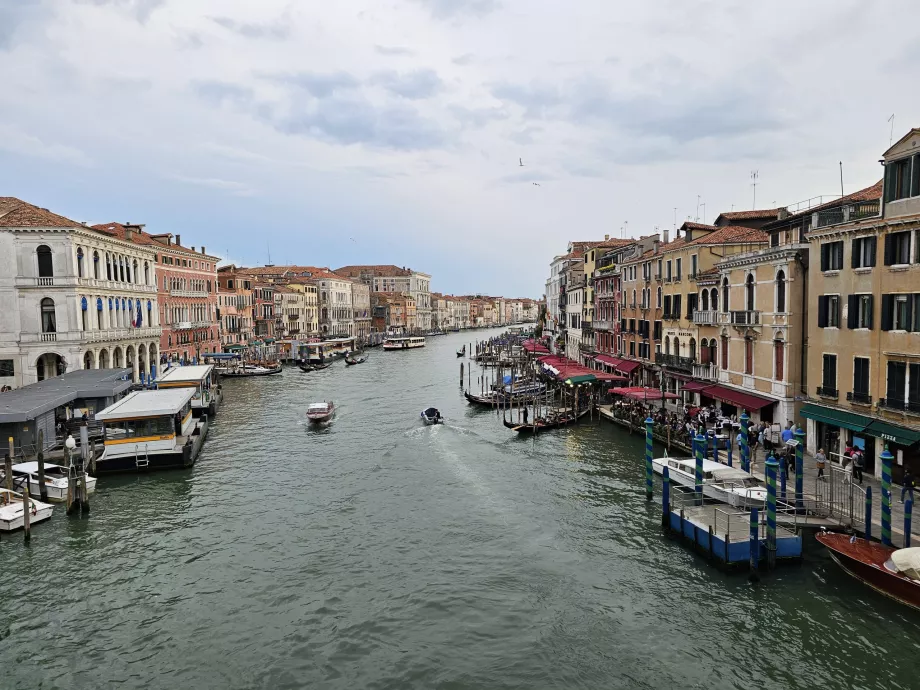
top-left (156, 364), bottom-right (222, 417)
top-left (94, 388), bottom-right (208, 473)
top-left (383, 336), bottom-right (426, 351)
top-left (306, 402), bottom-right (335, 424)
top-left (6, 462), bottom-right (97, 503)
top-left (652, 456), bottom-right (767, 509)
top-left (0, 488), bottom-right (54, 531)
top-left (421, 408), bottom-right (443, 425)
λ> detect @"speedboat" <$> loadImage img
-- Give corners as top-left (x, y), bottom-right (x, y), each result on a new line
top-left (6, 462), bottom-right (97, 503)
top-left (652, 456), bottom-right (768, 509)
top-left (307, 402), bottom-right (335, 424)
top-left (816, 532), bottom-right (920, 612)
top-left (0, 488), bottom-right (54, 531)
top-left (421, 408), bottom-right (443, 425)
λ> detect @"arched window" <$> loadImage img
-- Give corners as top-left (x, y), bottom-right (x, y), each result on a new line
top-left (656, 286), bottom-right (662, 308)
top-left (774, 339), bottom-right (785, 380)
top-left (93, 250), bottom-right (100, 279)
top-left (721, 278), bottom-right (729, 313)
top-left (745, 274), bottom-right (755, 311)
top-left (700, 338), bottom-right (709, 363)
top-left (673, 337), bottom-right (680, 356)
top-left (721, 335), bottom-right (729, 370)
top-left (133, 260), bottom-right (139, 284)
top-left (775, 270), bottom-right (786, 313)
top-left (701, 290), bottom-right (709, 310)
top-left (144, 262), bottom-right (150, 285)
top-left (632, 289), bottom-right (636, 306)
top-left (41, 298), bottom-right (56, 333)
top-left (689, 337), bottom-right (697, 361)
top-left (664, 336), bottom-right (670, 355)
top-left (708, 339), bottom-right (717, 365)
top-left (106, 254), bottom-right (112, 280)
top-left (710, 287), bottom-right (718, 312)
top-left (37, 245), bottom-right (53, 277)
top-left (77, 248), bottom-right (85, 277)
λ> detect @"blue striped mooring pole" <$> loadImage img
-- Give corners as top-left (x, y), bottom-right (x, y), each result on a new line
top-left (695, 433), bottom-right (706, 505)
top-left (865, 486), bottom-right (872, 541)
top-left (749, 507), bottom-right (759, 583)
top-left (881, 446), bottom-right (894, 547)
top-left (765, 455), bottom-right (778, 570)
top-left (779, 458), bottom-right (787, 502)
top-left (740, 411), bottom-right (750, 473)
top-left (726, 433), bottom-right (733, 467)
top-left (906, 499), bottom-right (913, 548)
top-left (794, 427), bottom-right (805, 511)
top-left (662, 466), bottom-right (670, 529)
top-left (645, 417), bottom-right (654, 502)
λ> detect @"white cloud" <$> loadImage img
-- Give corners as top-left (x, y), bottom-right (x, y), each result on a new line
top-left (0, 125), bottom-right (94, 167)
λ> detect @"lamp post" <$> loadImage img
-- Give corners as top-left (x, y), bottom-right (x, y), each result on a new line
top-left (65, 434), bottom-right (77, 513)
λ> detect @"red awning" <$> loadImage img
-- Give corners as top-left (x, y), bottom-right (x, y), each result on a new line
top-left (704, 384), bottom-right (774, 411)
top-left (593, 371), bottom-right (628, 382)
top-left (610, 386), bottom-right (645, 396)
top-left (623, 388), bottom-right (680, 401)
top-left (681, 381), bottom-right (712, 393)
top-left (594, 354), bottom-right (621, 367)
top-left (615, 360), bottom-right (642, 375)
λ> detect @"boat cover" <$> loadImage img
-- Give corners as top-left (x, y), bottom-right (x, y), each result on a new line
top-left (307, 403), bottom-right (330, 411)
top-left (423, 408), bottom-right (439, 417)
top-left (891, 548), bottom-right (920, 581)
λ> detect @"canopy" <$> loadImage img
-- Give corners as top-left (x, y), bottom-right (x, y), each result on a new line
top-left (594, 354), bottom-right (620, 367)
top-left (204, 352), bottom-right (241, 359)
top-left (865, 419), bottom-right (920, 447)
top-left (681, 381), bottom-right (712, 393)
top-left (890, 548), bottom-right (920, 581)
top-left (565, 374), bottom-right (596, 385)
top-left (703, 384), bottom-right (774, 411)
top-left (616, 387), bottom-right (680, 401)
top-left (800, 403), bottom-right (872, 433)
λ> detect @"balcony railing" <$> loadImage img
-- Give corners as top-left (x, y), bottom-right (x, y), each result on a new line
top-left (723, 310), bottom-right (761, 326)
top-left (879, 398), bottom-right (920, 413)
top-left (655, 353), bottom-right (694, 373)
top-left (816, 385), bottom-right (838, 399)
top-left (170, 289), bottom-right (210, 298)
top-left (593, 320), bottom-right (613, 331)
top-left (691, 362), bottom-right (718, 381)
top-left (692, 310), bottom-right (718, 325)
top-left (847, 391), bottom-right (872, 405)
top-left (814, 200), bottom-right (881, 229)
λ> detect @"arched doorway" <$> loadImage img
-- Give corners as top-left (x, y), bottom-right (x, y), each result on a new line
top-left (98, 348), bottom-right (110, 369)
top-left (125, 345), bottom-right (136, 378)
top-left (84, 351), bottom-right (93, 369)
top-left (113, 346), bottom-right (123, 368)
top-left (137, 344), bottom-right (147, 381)
top-left (35, 353), bottom-right (65, 381)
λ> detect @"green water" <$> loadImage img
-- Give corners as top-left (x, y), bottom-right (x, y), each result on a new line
top-left (2, 330), bottom-right (919, 689)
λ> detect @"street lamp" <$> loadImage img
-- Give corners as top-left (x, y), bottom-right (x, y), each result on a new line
top-left (65, 434), bottom-right (76, 466)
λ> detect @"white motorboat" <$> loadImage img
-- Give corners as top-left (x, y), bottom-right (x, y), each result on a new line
top-left (0, 488), bottom-right (54, 531)
top-left (306, 401), bottom-right (335, 424)
top-left (6, 462), bottom-right (97, 503)
top-left (652, 456), bottom-right (768, 509)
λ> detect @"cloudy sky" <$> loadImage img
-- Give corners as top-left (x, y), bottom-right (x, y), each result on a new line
top-left (2, 0), bottom-right (918, 296)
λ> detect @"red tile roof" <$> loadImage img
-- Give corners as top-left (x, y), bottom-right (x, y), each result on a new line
top-left (685, 225), bottom-right (769, 247)
top-left (0, 197), bottom-right (82, 228)
top-left (334, 264), bottom-right (413, 277)
top-left (783, 180), bottom-right (883, 221)
top-left (714, 208), bottom-right (784, 223)
top-left (92, 222), bottom-right (218, 258)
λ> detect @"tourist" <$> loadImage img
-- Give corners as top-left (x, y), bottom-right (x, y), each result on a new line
top-left (781, 422), bottom-right (794, 444)
top-left (522, 406), bottom-right (529, 424)
top-left (852, 448), bottom-right (864, 484)
top-left (816, 448), bottom-right (827, 481)
top-left (900, 467), bottom-right (915, 504)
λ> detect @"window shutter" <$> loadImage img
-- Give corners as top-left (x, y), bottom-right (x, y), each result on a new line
top-left (851, 241), bottom-right (859, 268)
top-left (884, 234), bottom-right (894, 266)
top-left (885, 165), bottom-right (895, 202)
top-left (868, 237), bottom-right (877, 267)
top-left (836, 242), bottom-right (844, 269)
top-left (907, 295), bottom-right (915, 331)
top-left (820, 244), bottom-right (829, 271)
top-left (817, 296), bottom-right (828, 328)
top-left (881, 294), bottom-right (894, 331)
top-left (674, 295), bottom-right (681, 317)
top-left (867, 295), bottom-right (874, 329)
top-left (847, 295), bottom-right (857, 329)
top-left (910, 363), bottom-right (920, 403)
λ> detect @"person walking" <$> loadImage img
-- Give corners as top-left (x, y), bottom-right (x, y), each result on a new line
top-left (852, 447), bottom-right (864, 484)
top-left (901, 467), bottom-right (915, 504)
top-left (816, 448), bottom-right (827, 481)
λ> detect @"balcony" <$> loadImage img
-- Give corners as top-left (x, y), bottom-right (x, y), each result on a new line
top-left (655, 353), bottom-right (694, 373)
top-left (879, 398), bottom-right (920, 414)
top-left (722, 310), bottom-right (761, 327)
top-left (77, 277), bottom-right (158, 293)
top-left (170, 289), bottom-right (210, 298)
top-left (816, 385), bottom-right (838, 399)
top-left (846, 391), bottom-right (872, 405)
top-left (814, 200), bottom-right (880, 229)
top-left (593, 319), bottom-right (613, 331)
top-left (692, 362), bottom-right (718, 381)
top-left (692, 310), bottom-right (718, 325)
top-left (688, 271), bottom-right (698, 281)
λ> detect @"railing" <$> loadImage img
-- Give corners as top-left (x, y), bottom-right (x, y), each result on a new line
top-left (814, 200), bottom-right (881, 229)
top-left (655, 353), bottom-right (695, 373)
top-left (846, 391), bottom-right (872, 404)
top-left (593, 320), bottom-right (612, 331)
top-left (692, 310), bottom-right (718, 325)
top-left (879, 398), bottom-right (920, 413)
top-left (688, 271), bottom-right (698, 281)
top-left (77, 277), bottom-right (158, 292)
top-left (691, 362), bottom-right (718, 381)
top-left (816, 385), bottom-right (838, 399)
top-left (664, 277), bottom-right (672, 284)
top-left (725, 310), bottom-right (760, 326)
top-left (41, 332), bottom-right (57, 342)
top-left (170, 289), bottom-right (210, 298)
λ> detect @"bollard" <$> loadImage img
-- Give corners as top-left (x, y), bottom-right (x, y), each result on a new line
top-left (749, 507), bottom-right (759, 583)
top-left (881, 446), bottom-right (893, 547)
top-left (662, 467), bottom-right (671, 529)
top-left (22, 481), bottom-right (31, 543)
top-left (460, 362), bottom-right (464, 387)
top-left (794, 427), bottom-right (805, 512)
top-left (740, 412), bottom-right (750, 473)
top-left (905, 500), bottom-right (913, 548)
top-left (709, 432), bottom-right (716, 461)
top-left (779, 459), bottom-right (787, 502)
top-left (645, 417), bottom-right (654, 502)
top-left (765, 455), bottom-right (778, 570)
top-left (865, 486), bottom-right (872, 541)
top-left (80, 424), bottom-right (91, 512)
top-left (694, 433), bottom-right (706, 506)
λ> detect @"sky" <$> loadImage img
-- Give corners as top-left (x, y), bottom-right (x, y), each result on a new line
top-left (2, 0), bottom-right (919, 298)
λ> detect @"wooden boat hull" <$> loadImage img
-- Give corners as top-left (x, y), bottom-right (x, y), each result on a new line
top-left (299, 365), bottom-right (314, 372)
top-left (816, 532), bottom-right (920, 611)
top-left (222, 366), bottom-right (282, 377)
top-left (307, 413), bottom-right (334, 424)
top-left (503, 409), bottom-right (589, 433)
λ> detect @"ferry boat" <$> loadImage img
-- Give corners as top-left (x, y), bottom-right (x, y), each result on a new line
top-left (652, 456), bottom-right (767, 509)
top-left (6, 462), bottom-right (97, 503)
top-left (94, 388), bottom-right (209, 473)
top-left (383, 336), bottom-right (426, 351)
top-left (156, 364), bottom-right (222, 417)
top-left (0, 488), bottom-right (54, 531)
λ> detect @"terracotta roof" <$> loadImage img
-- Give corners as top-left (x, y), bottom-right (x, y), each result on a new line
top-left (92, 222), bottom-right (218, 258)
top-left (335, 264), bottom-right (413, 277)
top-left (779, 180), bottom-right (884, 223)
top-left (713, 208), bottom-right (784, 223)
top-left (681, 222), bottom-right (716, 232)
top-left (684, 225), bottom-right (769, 247)
top-left (0, 197), bottom-right (83, 228)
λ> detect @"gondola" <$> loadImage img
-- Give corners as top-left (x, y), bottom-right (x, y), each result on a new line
top-left (456, 349), bottom-right (466, 357)
top-left (311, 362), bottom-right (332, 371)
top-left (345, 355), bottom-right (367, 366)
top-left (503, 408), bottom-right (589, 434)
top-left (464, 390), bottom-right (502, 407)
top-left (298, 364), bottom-right (314, 373)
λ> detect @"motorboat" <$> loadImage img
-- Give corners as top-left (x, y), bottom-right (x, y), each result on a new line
top-left (6, 462), bottom-right (97, 503)
top-left (816, 531), bottom-right (920, 612)
top-left (652, 456), bottom-right (767, 509)
top-left (220, 363), bottom-right (282, 378)
top-left (0, 488), bottom-right (54, 531)
top-left (345, 355), bottom-right (367, 366)
top-left (421, 408), bottom-right (443, 425)
top-left (383, 336), bottom-right (426, 351)
top-left (306, 402), bottom-right (335, 424)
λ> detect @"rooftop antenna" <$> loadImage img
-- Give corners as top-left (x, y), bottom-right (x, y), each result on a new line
top-left (751, 170), bottom-right (759, 209)
top-left (696, 195), bottom-right (701, 222)
top-left (888, 113), bottom-right (895, 147)
top-left (266, 240), bottom-right (272, 266)
top-left (701, 202), bottom-right (706, 224)
top-left (839, 161), bottom-right (845, 199)
top-left (673, 207), bottom-right (677, 231)
top-left (624, 220), bottom-right (629, 238)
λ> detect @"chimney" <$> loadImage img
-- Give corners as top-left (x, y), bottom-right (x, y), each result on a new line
top-left (662, 228), bottom-right (670, 244)
top-left (604, 234), bottom-right (609, 240)
top-left (175, 234), bottom-right (181, 247)
top-left (778, 208), bottom-right (789, 220)
top-left (201, 246), bottom-right (206, 255)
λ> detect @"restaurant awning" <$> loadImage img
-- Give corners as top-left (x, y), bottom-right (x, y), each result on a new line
top-left (594, 354), bottom-right (620, 367)
top-left (615, 360), bottom-right (642, 375)
top-left (565, 374), bottom-right (596, 385)
top-left (704, 384), bottom-right (774, 411)
top-left (799, 403), bottom-right (872, 433)
top-left (622, 388), bottom-right (680, 401)
top-left (681, 381), bottom-right (712, 393)
top-left (865, 419), bottom-right (920, 447)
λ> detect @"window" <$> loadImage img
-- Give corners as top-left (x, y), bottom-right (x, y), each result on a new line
top-left (721, 336), bottom-right (729, 370)
top-left (676, 258), bottom-right (682, 280)
top-left (37, 245), bottom-right (53, 277)
top-left (711, 287), bottom-right (719, 312)
top-left (689, 338), bottom-right (697, 361)
top-left (884, 155), bottom-right (918, 202)
top-left (629, 340), bottom-right (635, 356)
top-left (745, 274), bottom-right (755, 311)
top-left (744, 338), bottom-right (753, 374)
top-left (822, 354), bottom-right (837, 392)
top-left (774, 340), bottom-right (784, 381)
top-left (686, 293), bottom-right (698, 319)
top-left (820, 241), bottom-right (844, 271)
top-left (666, 261), bottom-right (672, 280)
top-left (887, 361), bottom-right (907, 406)
top-left (0, 360), bottom-right (13, 377)
top-left (93, 251), bottom-right (100, 279)
top-left (663, 295), bottom-right (672, 317)
top-left (664, 336), bottom-right (670, 355)
top-left (884, 231), bottom-right (912, 266)
top-left (701, 290), bottom-right (709, 311)
top-left (817, 295), bottom-right (840, 328)
top-left (656, 286), bottom-right (661, 308)
top-left (77, 248), bottom-right (84, 277)
top-left (653, 320), bottom-right (661, 340)
top-left (775, 270), bottom-right (786, 313)
top-left (41, 297), bottom-right (56, 333)
top-left (691, 255), bottom-right (698, 277)
top-left (853, 357), bottom-right (870, 399)
top-left (721, 278), bottom-right (729, 312)
top-left (847, 295), bottom-right (874, 329)
top-left (851, 237), bottom-right (877, 268)
top-left (673, 294), bottom-right (682, 319)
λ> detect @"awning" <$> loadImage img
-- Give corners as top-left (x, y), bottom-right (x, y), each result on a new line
top-left (615, 360), bottom-right (642, 375)
top-left (565, 374), bottom-right (596, 385)
top-left (622, 388), bottom-right (680, 401)
top-left (704, 384), bottom-right (774, 411)
top-left (865, 419), bottom-right (920, 447)
top-left (594, 354), bottom-right (620, 367)
top-left (799, 403), bottom-right (872, 433)
top-left (681, 381), bottom-right (712, 393)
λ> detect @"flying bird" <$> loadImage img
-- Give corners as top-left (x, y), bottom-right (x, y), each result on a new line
top-left (532, 182), bottom-right (541, 186)
top-left (519, 158), bottom-right (524, 167)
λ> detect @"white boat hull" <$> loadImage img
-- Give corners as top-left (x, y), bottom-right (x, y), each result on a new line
top-left (0, 498), bottom-right (54, 532)
top-left (20, 476), bottom-right (97, 503)
top-left (652, 459), bottom-right (767, 509)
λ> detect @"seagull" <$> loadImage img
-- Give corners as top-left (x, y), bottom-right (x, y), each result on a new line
top-left (532, 182), bottom-right (541, 186)
top-left (519, 158), bottom-right (524, 167)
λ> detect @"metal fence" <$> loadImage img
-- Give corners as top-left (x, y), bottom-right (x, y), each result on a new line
top-left (812, 465), bottom-right (866, 528)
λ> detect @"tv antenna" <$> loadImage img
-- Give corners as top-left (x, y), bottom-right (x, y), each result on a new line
top-left (888, 114), bottom-right (895, 147)
top-left (751, 171), bottom-right (759, 209)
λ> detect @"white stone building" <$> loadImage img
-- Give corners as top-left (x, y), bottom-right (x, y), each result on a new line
top-left (350, 280), bottom-right (371, 341)
top-left (0, 198), bottom-right (162, 387)
top-left (334, 265), bottom-right (432, 332)
top-left (312, 270), bottom-right (355, 336)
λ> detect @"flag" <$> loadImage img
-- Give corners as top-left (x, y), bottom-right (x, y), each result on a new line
top-left (137, 302), bottom-right (143, 328)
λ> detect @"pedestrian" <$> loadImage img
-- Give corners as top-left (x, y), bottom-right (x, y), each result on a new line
top-left (816, 448), bottom-right (827, 481)
top-left (901, 467), bottom-right (915, 504)
top-left (522, 406), bottom-right (529, 424)
top-left (781, 422), bottom-right (794, 445)
top-left (852, 448), bottom-right (864, 484)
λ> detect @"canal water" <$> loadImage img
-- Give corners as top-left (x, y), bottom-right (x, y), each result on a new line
top-left (2, 329), bottom-right (919, 690)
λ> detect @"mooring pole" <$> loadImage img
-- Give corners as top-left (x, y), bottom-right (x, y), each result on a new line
top-left (22, 481), bottom-right (31, 543)
top-left (881, 446), bottom-right (894, 547)
top-left (662, 466), bottom-right (670, 529)
top-left (865, 486), bottom-right (873, 541)
top-left (905, 499), bottom-right (913, 548)
top-left (694, 433), bottom-right (705, 506)
top-left (4, 436), bottom-right (12, 490)
top-left (645, 416), bottom-right (654, 501)
top-left (794, 427), bottom-right (805, 512)
top-left (779, 459), bottom-right (787, 503)
top-left (739, 411), bottom-right (750, 473)
top-left (36, 429), bottom-right (48, 502)
top-left (749, 507), bottom-right (760, 583)
top-left (765, 455), bottom-right (778, 570)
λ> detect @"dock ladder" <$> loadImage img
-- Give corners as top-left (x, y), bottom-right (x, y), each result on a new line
top-left (135, 445), bottom-right (150, 469)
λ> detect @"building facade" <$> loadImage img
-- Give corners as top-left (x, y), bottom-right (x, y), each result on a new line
top-left (351, 281), bottom-right (371, 341)
top-left (335, 265), bottom-right (432, 332)
top-left (217, 267), bottom-right (255, 349)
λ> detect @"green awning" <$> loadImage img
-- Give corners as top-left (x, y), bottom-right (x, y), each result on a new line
top-left (799, 403), bottom-right (873, 433)
top-left (565, 374), bottom-right (597, 385)
top-left (225, 344), bottom-right (244, 351)
top-left (865, 419), bottom-right (920, 447)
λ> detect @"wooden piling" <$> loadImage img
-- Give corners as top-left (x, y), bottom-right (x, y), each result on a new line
top-left (4, 436), bottom-right (12, 491)
top-left (36, 429), bottom-right (49, 502)
top-left (22, 481), bottom-right (31, 543)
